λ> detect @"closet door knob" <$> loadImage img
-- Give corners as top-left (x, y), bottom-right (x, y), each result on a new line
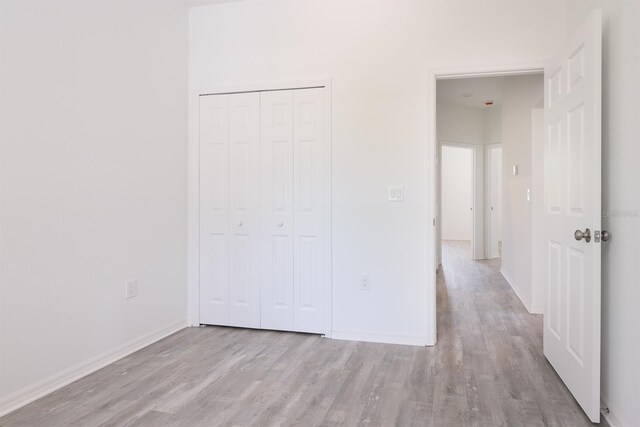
top-left (237, 221), bottom-right (243, 227)
top-left (277, 222), bottom-right (284, 227)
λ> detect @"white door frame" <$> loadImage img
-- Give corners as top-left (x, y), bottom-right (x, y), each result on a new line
top-left (439, 141), bottom-right (478, 260)
top-left (188, 79), bottom-right (333, 336)
top-left (428, 64), bottom-right (544, 343)
top-left (485, 143), bottom-right (502, 259)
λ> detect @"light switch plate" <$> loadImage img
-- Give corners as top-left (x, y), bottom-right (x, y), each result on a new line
top-left (512, 165), bottom-right (519, 176)
top-left (388, 185), bottom-right (404, 202)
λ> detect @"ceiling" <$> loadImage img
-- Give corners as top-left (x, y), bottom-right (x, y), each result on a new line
top-left (436, 76), bottom-right (508, 109)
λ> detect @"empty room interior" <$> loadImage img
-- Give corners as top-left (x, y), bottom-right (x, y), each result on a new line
top-left (1, 0), bottom-right (639, 426)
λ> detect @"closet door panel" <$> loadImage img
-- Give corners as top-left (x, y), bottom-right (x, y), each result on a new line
top-left (199, 95), bottom-right (230, 325)
top-left (228, 93), bottom-right (261, 328)
top-left (260, 91), bottom-right (295, 331)
top-left (293, 88), bottom-right (328, 334)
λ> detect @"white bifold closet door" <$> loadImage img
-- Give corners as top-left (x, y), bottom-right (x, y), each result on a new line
top-left (199, 87), bottom-right (328, 335)
top-left (199, 92), bottom-right (261, 329)
top-left (261, 88), bottom-right (328, 334)
top-left (260, 90), bottom-right (295, 330)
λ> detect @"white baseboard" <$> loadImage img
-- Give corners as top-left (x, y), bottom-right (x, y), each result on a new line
top-left (500, 268), bottom-right (532, 312)
top-left (0, 319), bottom-right (187, 418)
top-left (331, 330), bottom-right (428, 346)
top-left (601, 394), bottom-right (627, 427)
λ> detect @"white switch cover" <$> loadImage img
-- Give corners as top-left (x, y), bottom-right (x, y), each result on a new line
top-left (512, 165), bottom-right (519, 176)
top-left (388, 186), bottom-right (404, 201)
top-left (126, 280), bottom-right (138, 299)
top-left (360, 275), bottom-right (371, 290)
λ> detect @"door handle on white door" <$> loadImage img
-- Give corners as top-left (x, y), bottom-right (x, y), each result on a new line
top-left (574, 228), bottom-right (591, 242)
top-left (277, 222), bottom-right (284, 227)
top-left (237, 221), bottom-right (243, 227)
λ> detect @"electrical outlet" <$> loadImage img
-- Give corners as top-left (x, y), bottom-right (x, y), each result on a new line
top-left (126, 280), bottom-right (138, 299)
top-left (360, 275), bottom-right (371, 290)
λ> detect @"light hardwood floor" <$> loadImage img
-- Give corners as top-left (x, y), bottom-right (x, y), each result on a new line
top-left (0, 241), bottom-right (597, 426)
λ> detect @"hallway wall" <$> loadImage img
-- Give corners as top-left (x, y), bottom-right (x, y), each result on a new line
top-left (500, 75), bottom-right (543, 311)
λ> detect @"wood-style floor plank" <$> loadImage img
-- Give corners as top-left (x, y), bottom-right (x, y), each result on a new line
top-left (0, 241), bottom-right (597, 426)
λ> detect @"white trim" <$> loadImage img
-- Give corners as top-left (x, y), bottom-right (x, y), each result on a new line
top-left (187, 83), bottom-right (201, 326)
top-left (601, 394), bottom-right (626, 427)
top-left (434, 63), bottom-right (546, 80)
top-left (485, 143), bottom-right (502, 260)
top-left (331, 330), bottom-right (427, 347)
top-left (188, 79), bottom-right (333, 335)
top-left (428, 62), bottom-right (546, 350)
top-left (195, 78), bottom-right (332, 98)
top-left (322, 84), bottom-right (333, 338)
top-left (500, 268), bottom-right (532, 312)
top-left (0, 320), bottom-right (187, 418)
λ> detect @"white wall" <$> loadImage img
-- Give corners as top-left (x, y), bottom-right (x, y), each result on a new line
top-left (437, 103), bottom-right (485, 144)
top-left (436, 103), bottom-right (485, 260)
top-left (441, 146), bottom-right (473, 241)
top-left (484, 107), bottom-right (502, 145)
top-left (0, 0), bottom-right (188, 414)
top-left (499, 75), bottom-right (543, 311)
top-left (189, 0), bottom-right (567, 345)
top-left (564, 2), bottom-right (640, 426)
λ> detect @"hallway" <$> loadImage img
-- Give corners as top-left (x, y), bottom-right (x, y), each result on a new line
top-left (437, 240), bottom-right (594, 426)
top-left (0, 242), bottom-right (595, 426)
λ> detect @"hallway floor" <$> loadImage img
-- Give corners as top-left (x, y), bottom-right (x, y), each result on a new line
top-left (0, 241), bottom-right (595, 426)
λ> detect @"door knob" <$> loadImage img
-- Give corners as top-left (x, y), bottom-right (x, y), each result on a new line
top-left (602, 230), bottom-right (610, 242)
top-left (574, 228), bottom-right (591, 242)
top-left (237, 221), bottom-right (243, 227)
top-left (277, 222), bottom-right (284, 227)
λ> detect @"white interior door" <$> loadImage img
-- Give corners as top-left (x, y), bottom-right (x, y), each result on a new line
top-left (543, 10), bottom-right (602, 422)
top-left (199, 94), bottom-right (230, 325)
top-left (260, 90), bottom-right (295, 331)
top-left (228, 93), bottom-right (261, 328)
top-left (293, 88), bottom-right (329, 334)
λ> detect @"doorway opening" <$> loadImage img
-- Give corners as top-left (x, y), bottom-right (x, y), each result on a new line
top-left (440, 143), bottom-right (475, 259)
top-left (429, 12), bottom-right (602, 422)
top-left (433, 70), bottom-right (544, 313)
